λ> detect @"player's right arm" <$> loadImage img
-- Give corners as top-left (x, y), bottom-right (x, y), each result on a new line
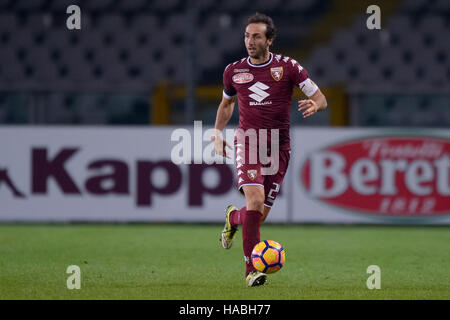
top-left (212, 95), bottom-right (235, 159)
top-left (212, 64), bottom-right (237, 159)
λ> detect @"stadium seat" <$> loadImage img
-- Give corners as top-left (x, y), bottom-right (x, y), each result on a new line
top-left (399, 0), bottom-right (429, 12)
top-left (25, 14), bottom-right (54, 33)
top-left (9, 29), bottom-right (34, 48)
top-left (116, 0), bottom-right (147, 11)
top-left (252, 0), bottom-right (283, 11)
top-left (433, 0), bottom-right (450, 10)
top-left (152, 0), bottom-right (180, 11)
top-left (194, 0), bottom-right (216, 10)
top-left (97, 14), bottom-right (127, 32)
top-left (219, 0), bottom-right (249, 12)
top-left (0, 50), bottom-right (23, 82)
top-left (49, 0), bottom-right (83, 11)
top-left (83, 0), bottom-right (114, 11)
top-left (0, 13), bottom-right (17, 32)
top-left (419, 16), bottom-right (446, 33)
top-left (287, 0), bottom-right (317, 11)
top-left (14, 0), bottom-right (46, 11)
top-left (0, 0), bottom-right (9, 9)
top-left (130, 14), bottom-right (159, 32)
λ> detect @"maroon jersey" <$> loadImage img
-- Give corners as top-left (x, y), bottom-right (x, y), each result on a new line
top-left (223, 52), bottom-right (318, 151)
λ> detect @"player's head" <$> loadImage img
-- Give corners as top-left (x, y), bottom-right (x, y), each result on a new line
top-left (245, 12), bottom-right (276, 59)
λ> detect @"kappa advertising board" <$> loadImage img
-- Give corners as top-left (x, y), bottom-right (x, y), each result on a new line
top-left (0, 127), bottom-right (288, 222)
top-left (0, 127), bottom-right (449, 224)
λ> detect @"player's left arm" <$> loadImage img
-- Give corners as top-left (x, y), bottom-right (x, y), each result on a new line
top-left (298, 87), bottom-right (327, 118)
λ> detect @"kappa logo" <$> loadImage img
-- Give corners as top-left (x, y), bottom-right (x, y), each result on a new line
top-left (0, 168), bottom-right (26, 198)
top-left (248, 81), bottom-right (270, 103)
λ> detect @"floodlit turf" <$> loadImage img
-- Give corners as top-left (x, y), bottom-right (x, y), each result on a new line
top-left (0, 224), bottom-right (449, 300)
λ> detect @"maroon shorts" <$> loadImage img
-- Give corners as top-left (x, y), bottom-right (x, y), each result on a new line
top-left (235, 141), bottom-right (290, 208)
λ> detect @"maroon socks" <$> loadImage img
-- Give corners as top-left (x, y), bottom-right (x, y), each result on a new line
top-left (229, 206), bottom-right (245, 226)
top-left (241, 210), bottom-right (262, 277)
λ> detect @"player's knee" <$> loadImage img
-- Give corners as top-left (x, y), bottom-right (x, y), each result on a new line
top-left (247, 196), bottom-right (265, 212)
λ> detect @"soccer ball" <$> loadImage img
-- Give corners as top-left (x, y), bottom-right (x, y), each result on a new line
top-left (251, 240), bottom-right (285, 274)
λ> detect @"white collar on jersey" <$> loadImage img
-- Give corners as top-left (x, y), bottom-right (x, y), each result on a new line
top-left (247, 52), bottom-right (273, 68)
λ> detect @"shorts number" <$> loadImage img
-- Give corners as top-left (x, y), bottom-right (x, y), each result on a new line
top-left (267, 183), bottom-right (280, 200)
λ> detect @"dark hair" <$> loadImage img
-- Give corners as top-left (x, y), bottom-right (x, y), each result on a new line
top-left (247, 12), bottom-right (276, 40)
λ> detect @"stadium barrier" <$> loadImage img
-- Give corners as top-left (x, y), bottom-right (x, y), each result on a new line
top-left (0, 126), bottom-right (449, 224)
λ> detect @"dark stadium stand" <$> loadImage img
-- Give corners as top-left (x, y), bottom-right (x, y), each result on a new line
top-left (0, 0), bottom-right (448, 125)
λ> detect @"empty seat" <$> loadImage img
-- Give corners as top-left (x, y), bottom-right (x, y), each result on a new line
top-left (117, 0), bottom-right (147, 11)
top-left (0, 0), bottom-right (10, 9)
top-left (283, 0), bottom-right (317, 11)
top-left (399, 0), bottom-right (428, 12)
top-left (0, 14), bottom-right (17, 32)
top-left (253, 0), bottom-right (283, 11)
top-left (83, 0), bottom-right (114, 11)
top-left (25, 14), bottom-right (54, 32)
top-left (419, 15), bottom-right (446, 32)
top-left (58, 47), bottom-right (93, 82)
top-left (14, 0), bottom-right (46, 10)
top-left (130, 15), bottom-right (159, 32)
top-left (50, 0), bottom-right (83, 11)
top-left (386, 15), bottom-right (414, 33)
top-left (97, 14), bottom-right (126, 32)
top-left (219, 0), bottom-right (249, 11)
top-left (152, 0), bottom-right (180, 11)
top-left (433, 0), bottom-right (450, 10)
top-left (195, 0), bottom-right (216, 10)
top-left (164, 14), bottom-right (189, 35)
top-left (8, 29), bottom-right (34, 48)
top-left (79, 30), bottom-right (107, 50)
top-left (46, 29), bottom-right (73, 50)
top-left (0, 53), bottom-right (23, 81)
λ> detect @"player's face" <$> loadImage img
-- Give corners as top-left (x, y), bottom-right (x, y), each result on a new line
top-left (245, 23), bottom-right (273, 59)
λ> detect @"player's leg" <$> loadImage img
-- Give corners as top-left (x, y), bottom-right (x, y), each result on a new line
top-left (261, 205), bottom-right (271, 225)
top-left (260, 150), bottom-right (291, 224)
top-left (242, 185), bottom-right (267, 286)
top-left (220, 205), bottom-right (239, 249)
top-left (241, 185), bottom-right (266, 285)
top-left (221, 138), bottom-right (263, 249)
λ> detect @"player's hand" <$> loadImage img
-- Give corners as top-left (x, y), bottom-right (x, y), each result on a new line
top-left (212, 131), bottom-right (232, 159)
top-left (298, 99), bottom-right (319, 118)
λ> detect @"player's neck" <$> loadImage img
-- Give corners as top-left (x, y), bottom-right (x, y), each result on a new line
top-left (249, 51), bottom-right (271, 66)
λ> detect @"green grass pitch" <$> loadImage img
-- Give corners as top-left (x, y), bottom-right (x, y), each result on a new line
top-left (0, 224), bottom-right (449, 299)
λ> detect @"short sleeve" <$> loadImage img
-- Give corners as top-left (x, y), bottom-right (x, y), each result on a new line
top-left (223, 64), bottom-right (237, 99)
top-left (289, 61), bottom-right (319, 97)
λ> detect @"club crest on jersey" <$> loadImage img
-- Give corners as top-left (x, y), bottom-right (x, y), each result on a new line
top-left (232, 73), bottom-right (254, 84)
top-left (247, 170), bottom-right (258, 180)
top-left (270, 67), bottom-right (283, 81)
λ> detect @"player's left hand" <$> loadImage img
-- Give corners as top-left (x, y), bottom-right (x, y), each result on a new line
top-left (298, 99), bottom-right (319, 118)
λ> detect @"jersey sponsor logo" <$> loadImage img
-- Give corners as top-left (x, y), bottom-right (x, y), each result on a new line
top-left (249, 101), bottom-right (272, 106)
top-left (233, 68), bottom-right (250, 73)
top-left (233, 72), bottom-right (254, 84)
top-left (247, 169), bottom-right (258, 180)
top-left (270, 67), bottom-right (283, 81)
top-left (248, 81), bottom-right (270, 103)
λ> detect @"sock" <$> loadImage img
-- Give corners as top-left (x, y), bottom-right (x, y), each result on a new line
top-left (242, 210), bottom-right (262, 277)
top-left (230, 207), bottom-right (245, 226)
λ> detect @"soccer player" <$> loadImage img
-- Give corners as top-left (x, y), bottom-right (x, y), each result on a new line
top-left (212, 13), bottom-right (327, 287)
